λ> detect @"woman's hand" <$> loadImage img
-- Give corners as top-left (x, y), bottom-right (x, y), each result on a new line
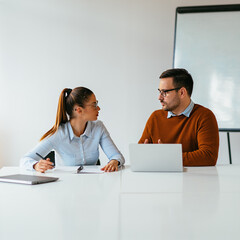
top-left (101, 160), bottom-right (119, 172)
top-left (33, 158), bottom-right (54, 173)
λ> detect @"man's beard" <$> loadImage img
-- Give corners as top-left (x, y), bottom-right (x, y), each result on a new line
top-left (160, 97), bottom-right (180, 112)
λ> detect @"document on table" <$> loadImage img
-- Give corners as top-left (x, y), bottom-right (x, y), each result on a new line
top-left (54, 166), bottom-right (104, 174)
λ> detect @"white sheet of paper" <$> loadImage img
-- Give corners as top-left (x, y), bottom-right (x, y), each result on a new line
top-left (54, 166), bottom-right (104, 174)
top-left (78, 166), bottom-right (104, 174)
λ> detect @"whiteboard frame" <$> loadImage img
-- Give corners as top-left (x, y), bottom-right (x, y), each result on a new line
top-left (173, 4), bottom-right (240, 132)
top-left (173, 4), bottom-right (240, 164)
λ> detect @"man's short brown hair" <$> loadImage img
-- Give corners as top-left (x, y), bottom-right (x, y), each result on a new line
top-left (160, 68), bottom-right (193, 97)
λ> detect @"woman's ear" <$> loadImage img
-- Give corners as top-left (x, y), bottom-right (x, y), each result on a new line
top-left (74, 106), bottom-right (83, 114)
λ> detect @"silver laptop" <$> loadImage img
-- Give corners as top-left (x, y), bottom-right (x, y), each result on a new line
top-left (0, 174), bottom-right (59, 185)
top-left (129, 143), bottom-right (183, 172)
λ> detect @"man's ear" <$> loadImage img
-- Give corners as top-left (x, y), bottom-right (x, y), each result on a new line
top-left (179, 87), bottom-right (187, 98)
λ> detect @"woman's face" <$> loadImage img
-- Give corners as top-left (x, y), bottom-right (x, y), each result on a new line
top-left (82, 94), bottom-right (100, 121)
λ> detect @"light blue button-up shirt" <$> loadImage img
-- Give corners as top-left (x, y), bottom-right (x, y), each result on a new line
top-left (167, 100), bottom-right (195, 118)
top-left (20, 120), bottom-right (125, 170)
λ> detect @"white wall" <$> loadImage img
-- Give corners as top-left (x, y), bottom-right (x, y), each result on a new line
top-left (0, 0), bottom-right (240, 167)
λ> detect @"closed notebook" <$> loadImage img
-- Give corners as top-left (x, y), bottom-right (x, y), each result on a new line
top-left (0, 174), bottom-right (59, 185)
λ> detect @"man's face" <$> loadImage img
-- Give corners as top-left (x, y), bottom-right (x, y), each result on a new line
top-left (158, 77), bottom-right (181, 112)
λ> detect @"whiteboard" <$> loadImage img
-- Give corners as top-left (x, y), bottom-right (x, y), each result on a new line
top-left (173, 5), bottom-right (240, 129)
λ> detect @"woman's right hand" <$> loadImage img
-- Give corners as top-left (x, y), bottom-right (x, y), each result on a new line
top-left (33, 158), bottom-right (54, 173)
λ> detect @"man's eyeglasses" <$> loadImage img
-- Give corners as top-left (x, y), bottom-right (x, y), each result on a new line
top-left (85, 100), bottom-right (99, 109)
top-left (158, 88), bottom-right (181, 97)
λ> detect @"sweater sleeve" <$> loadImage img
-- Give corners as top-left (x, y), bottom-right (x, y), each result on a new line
top-left (183, 110), bottom-right (219, 166)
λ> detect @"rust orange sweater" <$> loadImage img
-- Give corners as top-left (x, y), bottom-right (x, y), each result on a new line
top-left (139, 104), bottom-right (219, 166)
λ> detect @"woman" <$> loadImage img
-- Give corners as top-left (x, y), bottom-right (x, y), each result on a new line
top-left (20, 87), bottom-right (125, 173)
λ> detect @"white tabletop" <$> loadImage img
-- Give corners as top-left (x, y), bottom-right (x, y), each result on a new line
top-left (120, 165), bottom-right (240, 240)
top-left (0, 166), bottom-right (121, 240)
top-left (0, 165), bottom-right (240, 240)
top-left (121, 165), bottom-right (240, 193)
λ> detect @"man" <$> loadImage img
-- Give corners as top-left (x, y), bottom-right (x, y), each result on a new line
top-left (139, 68), bottom-right (219, 166)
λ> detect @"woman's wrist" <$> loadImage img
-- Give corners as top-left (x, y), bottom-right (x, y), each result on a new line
top-left (110, 159), bottom-right (119, 165)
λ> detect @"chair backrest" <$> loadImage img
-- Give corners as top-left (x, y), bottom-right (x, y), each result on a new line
top-left (44, 151), bottom-right (55, 166)
top-left (96, 159), bottom-right (101, 165)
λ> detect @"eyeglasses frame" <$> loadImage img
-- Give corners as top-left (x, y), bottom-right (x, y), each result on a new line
top-left (84, 100), bottom-right (99, 109)
top-left (158, 87), bottom-right (181, 97)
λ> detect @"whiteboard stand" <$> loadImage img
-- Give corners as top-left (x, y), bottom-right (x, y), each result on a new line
top-left (219, 129), bottom-right (240, 164)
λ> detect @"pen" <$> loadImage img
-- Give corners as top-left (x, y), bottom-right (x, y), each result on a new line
top-left (77, 165), bottom-right (83, 173)
top-left (36, 152), bottom-right (46, 159)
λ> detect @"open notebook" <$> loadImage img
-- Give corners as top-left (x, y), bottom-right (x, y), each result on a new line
top-left (129, 143), bottom-right (183, 172)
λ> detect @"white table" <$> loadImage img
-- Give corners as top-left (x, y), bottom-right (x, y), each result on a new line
top-left (0, 167), bottom-right (121, 240)
top-left (0, 165), bottom-right (240, 240)
top-left (120, 165), bottom-right (240, 240)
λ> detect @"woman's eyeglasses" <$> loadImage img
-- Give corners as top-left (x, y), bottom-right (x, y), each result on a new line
top-left (85, 100), bottom-right (99, 109)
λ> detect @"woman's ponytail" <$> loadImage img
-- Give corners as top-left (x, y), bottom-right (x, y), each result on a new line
top-left (40, 88), bottom-right (71, 141)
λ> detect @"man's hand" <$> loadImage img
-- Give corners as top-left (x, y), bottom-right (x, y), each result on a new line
top-left (144, 139), bottom-right (162, 144)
